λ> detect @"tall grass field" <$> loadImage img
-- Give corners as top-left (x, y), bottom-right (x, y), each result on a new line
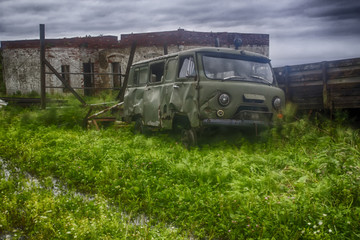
top-left (0, 101), bottom-right (359, 239)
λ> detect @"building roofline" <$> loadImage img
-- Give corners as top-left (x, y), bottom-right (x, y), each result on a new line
top-left (1, 29), bottom-right (269, 49)
top-left (1, 35), bottom-right (119, 49)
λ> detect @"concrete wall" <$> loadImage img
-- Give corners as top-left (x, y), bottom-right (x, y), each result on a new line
top-left (1, 30), bottom-right (270, 95)
top-left (2, 48), bottom-right (41, 94)
top-left (2, 47), bottom-right (101, 95)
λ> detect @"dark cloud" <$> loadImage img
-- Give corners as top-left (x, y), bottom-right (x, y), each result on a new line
top-left (299, 0), bottom-right (360, 35)
top-left (1, 0), bottom-right (360, 66)
top-left (303, 0), bottom-right (360, 19)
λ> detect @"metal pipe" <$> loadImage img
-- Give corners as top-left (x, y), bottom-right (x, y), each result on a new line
top-left (45, 86), bottom-right (122, 90)
top-left (45, 72), bottom-right (126, 76)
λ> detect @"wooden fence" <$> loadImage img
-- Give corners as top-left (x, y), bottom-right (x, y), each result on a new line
top-left (274, 58), bottom-right (360, 110)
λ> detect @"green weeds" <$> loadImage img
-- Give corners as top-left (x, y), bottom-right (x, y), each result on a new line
top-left (0, 104), bottom-right (359, 239)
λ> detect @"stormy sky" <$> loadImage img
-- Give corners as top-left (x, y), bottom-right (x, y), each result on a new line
top-left (1, 0), bottom-right (360, 66)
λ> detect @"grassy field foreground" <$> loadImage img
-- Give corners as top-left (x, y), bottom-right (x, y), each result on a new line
top-left (0, 103), bottom-right (359, 239)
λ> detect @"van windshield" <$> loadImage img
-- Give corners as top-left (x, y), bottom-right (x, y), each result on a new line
top-left (202, 54), bottom-right (274, 84)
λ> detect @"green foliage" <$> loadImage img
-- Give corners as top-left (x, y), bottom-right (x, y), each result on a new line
top-left (0, 104), bottom-right (359, 239)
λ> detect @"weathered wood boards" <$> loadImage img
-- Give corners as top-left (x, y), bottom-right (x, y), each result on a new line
top-left (274, 58), bottom-right (360, 110)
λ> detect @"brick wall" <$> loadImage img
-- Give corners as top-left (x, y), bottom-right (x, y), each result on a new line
top-left (119, 29), bottom-right (269, 49)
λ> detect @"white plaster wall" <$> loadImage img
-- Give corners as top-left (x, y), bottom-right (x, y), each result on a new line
top-left (46, 48), bottom-right (83, 94)
top-left (3, 43), bottom-right (269, 95)
top-left (3, 48), bottom-right (40, 94)
top-left (3, 47), bottom-right (102, 95)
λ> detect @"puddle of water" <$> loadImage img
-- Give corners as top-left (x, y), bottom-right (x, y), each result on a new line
top-left (0, 157), bottom-right (181, 239)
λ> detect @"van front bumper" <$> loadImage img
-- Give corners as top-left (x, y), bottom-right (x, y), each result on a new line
top-left (202, 119), bottom-right (271, 127)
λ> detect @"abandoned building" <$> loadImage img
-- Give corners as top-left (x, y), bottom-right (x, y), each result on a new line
top-left (1, 29), bottom-right (269, 95)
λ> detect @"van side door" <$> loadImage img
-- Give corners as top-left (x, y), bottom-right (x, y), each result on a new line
top-left (123, 65), bottom-right (147, 121)
top-left (143, 60), bottom-right (165, 127)
top-left (169, 54), bottom-right (200, 128)
top-left (159, 57), bottom-right (177, 129)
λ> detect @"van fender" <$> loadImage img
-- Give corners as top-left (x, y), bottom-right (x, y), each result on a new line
top-left (168, 82), bottom-right (200, 128)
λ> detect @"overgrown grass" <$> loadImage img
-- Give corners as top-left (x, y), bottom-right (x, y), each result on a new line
top-left (0, 102), bottom-right (359, 239)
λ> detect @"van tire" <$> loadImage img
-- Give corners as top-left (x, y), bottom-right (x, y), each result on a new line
top-left (181, 128), bottom-right (197, 148)
top-left (172, 115), bottom-right (191, 134)
top-left (134, 118), bottom-right (145, 134)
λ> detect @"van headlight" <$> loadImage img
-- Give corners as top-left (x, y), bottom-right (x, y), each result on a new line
top-left (218, 93), bottom-right (230, 106)
top-left (273, 97), bottom-right (281, 110)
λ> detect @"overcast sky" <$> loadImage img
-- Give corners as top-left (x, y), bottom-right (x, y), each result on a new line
top-left (1, 0), bottom-right (360, 67)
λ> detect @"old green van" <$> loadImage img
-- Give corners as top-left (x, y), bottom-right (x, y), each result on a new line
top-left (122, 47), bottom-right (285, 146)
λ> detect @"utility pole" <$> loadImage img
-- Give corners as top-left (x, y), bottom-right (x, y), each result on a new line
top-left (40, 24), bottom-right (46, 109)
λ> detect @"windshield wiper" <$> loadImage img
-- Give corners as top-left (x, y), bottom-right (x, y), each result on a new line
top-left (250, 75), bottom-right (271, 84)
top-left (223, 75), bottom-right (247, 81)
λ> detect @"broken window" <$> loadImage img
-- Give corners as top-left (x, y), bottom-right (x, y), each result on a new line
top-left (149, 61), bottom-right (165, 83)
top-left (61, 65), bottom-right (70, 92)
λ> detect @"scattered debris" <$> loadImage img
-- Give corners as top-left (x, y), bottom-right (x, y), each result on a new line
top-left (0, 99), bottom-right (8, 108)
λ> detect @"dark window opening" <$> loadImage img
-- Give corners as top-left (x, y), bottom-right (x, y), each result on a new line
top-left (61, 65), bottom-right (70, 92)
top-left (83, 62), bottom-right (94, 96)
top-left (112, 62), bottom-right (121, 88)
top-left (150, 62), bottom-right (165, 83)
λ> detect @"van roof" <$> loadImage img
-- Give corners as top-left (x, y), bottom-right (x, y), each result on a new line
top-left (132, 47), bottom-right (270, 66)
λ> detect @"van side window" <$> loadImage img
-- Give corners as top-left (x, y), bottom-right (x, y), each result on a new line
top-left (149, 61), bottom-right (165, 83)
top-left (165, 59), bottom-right (177, 82)
top-left (133, 67), bottom-right (148, 86)
top-left (139, 67), bottom-right (148, 85)
top-left (133, 68), bottom-right (139, 86)
top-left (179, 56), bottom-right (196, 78)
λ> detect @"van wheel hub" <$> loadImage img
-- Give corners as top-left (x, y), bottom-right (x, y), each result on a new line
top-left (134, 118), bottom-right (144, 134)
top-left (181, 129), bottom-right (197, 148)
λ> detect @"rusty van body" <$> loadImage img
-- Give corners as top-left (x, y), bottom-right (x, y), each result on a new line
top-left (122, 47), bottom-right (285, 145)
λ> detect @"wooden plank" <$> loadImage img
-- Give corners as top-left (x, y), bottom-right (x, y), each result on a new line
top-left (289, 85), bottom-right (323, 94)
top-left (288, 80), bottom-right (323, 87)
top-left (327, 69), bottom-right (360, 79)
top-left (327, 77), bottom-right (360, 85)
top-left (295, 103), bottom-right (324, 110)
top-left (327, 58), bottom-right (360, 68)
top-left (322, 61), bottom-right (331, 110)
top-left (333, 101), bottom-right (360, 109)
top-left (117, 41), bottom-right (137, 101)
top-left (274, 57), bottom-right (360, 110)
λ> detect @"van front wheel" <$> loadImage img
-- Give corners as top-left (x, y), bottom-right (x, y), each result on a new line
top-left (181, 128), bottom-right (197, 148)
top-left (134, 118), bottom-right (145, 134)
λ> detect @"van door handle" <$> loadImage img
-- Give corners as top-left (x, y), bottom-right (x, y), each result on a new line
top-left (173, 84), bottom-right (180, 89)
